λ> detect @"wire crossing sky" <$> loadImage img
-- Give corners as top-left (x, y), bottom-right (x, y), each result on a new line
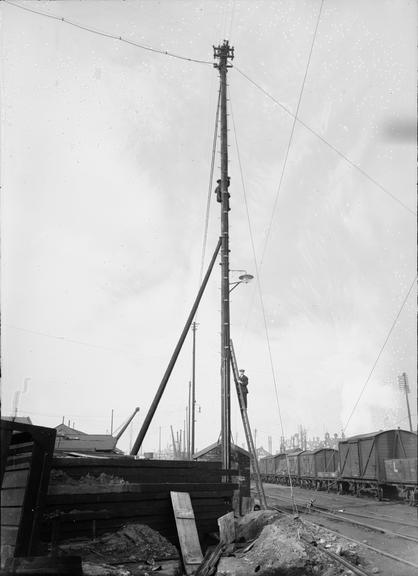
top-left (2, 0), bottom-right (416, 454)
top-left (4, 0), bottom-right (213, 65)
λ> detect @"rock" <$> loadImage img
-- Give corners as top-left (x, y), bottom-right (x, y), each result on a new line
top-left (321, 568), bottom-right (339, 576)
top-left (371, 568), bottom-right (380, 574)
top-left (335, 544), bottom-right (343, 556)
top-left (216, 521), bottom-right (309, 576)
top-left (235, 510), bottom-right (280, 541)
top-left (362, 540), bottom-right (368, 544)
top-left (340, 548), bottom-right (360, 565)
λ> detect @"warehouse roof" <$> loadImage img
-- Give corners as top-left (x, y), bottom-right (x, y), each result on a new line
top-left (193, 441), bottom-right (250, 459)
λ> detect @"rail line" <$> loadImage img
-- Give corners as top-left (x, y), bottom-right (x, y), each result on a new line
top-left (299, 533), bottom-right (370, 576)
top-left (264, 490), bottom-right (418, 529)
top-left (265, 492), bottom-right (418, 544)
top-left (272, 505), bottom-right (418, 571)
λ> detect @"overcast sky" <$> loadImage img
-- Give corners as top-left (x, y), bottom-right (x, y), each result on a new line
top-left (2, 0), bottom-right (416, 454)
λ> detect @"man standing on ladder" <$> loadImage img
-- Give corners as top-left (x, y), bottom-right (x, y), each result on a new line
top-left (239, 369), bottom-right (248, 409)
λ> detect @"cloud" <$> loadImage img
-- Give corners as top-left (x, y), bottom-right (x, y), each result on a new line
top-left (382, 117), bottom-right (416, 143)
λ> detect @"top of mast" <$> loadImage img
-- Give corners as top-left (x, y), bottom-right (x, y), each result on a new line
top-left (213, 40), bottom-right (234, 69)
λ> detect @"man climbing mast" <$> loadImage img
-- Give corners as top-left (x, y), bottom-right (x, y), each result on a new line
top-left (214, 177), bottom-right (230, 206)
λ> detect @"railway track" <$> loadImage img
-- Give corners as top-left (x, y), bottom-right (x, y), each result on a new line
top-left (256, 485), bottom-right (418, 575)
top-left (271, 503), bottom-right (418, 573)
top-left (266, 492), bottom-right (418, 543)
top-left (264, 490), bottom-right (418, 533)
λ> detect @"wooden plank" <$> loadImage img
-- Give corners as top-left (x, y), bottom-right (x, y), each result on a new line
top-left (2, 469), bottom-right (30, 489)
top-left (195, 543), bottom-right (225, 576)
top-left (8, 442), bottom-right (35, 455)
top-left (1, 419), bottom-right (57, 562)
top-left (217, 511), bottom-right (235, 544)
top-left (240, 496), bottom-right (254, 515)
top-left (1, 429), bottom-right (12, 484)
top-left (51, 470), bottom-right (227, 485)
top-left (46, 495), bottom-right (234, 510)
top-left (171, 492), bottom-right (203, 575)
top-left (1, 488), bottom-right (26, 507)
top-left (1, 507), bottom-right (22, 527)
top-left (1, 526), bottom-right (19, 545)
top-left (48, 484), bottom-right (235, 498)
top-left (56, 469), bottom-right (226, 481)
top-left (2, 463), bottom-right (31, 473)
top-left (46, 483), bottom-right (236, 503)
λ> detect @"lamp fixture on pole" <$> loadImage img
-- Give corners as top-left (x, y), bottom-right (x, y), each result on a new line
top-left (229, 271), bottom-right (254, 293)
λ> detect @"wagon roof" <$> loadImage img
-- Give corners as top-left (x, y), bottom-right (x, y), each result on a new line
top-left (270, 448), bottom-right (305, 459)
top-left (342, 429), bottom-right (416, 442)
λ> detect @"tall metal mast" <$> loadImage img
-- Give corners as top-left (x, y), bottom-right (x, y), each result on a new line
top-left (214, 40), bottom-right (234, 471)
top-left (191, 321), bottom-right (197, 456)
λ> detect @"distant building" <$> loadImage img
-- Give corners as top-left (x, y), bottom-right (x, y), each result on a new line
top-left (255, 446), bottom-right (271, 459)
top-left (54, 423), bottom-right (123, 456)
top-left (193, 441), bottom-right (250, 498)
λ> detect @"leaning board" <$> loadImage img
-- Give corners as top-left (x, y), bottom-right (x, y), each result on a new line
top-left (170, 491), bottom-right (203, 575)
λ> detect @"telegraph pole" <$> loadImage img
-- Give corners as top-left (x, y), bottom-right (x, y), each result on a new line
top-left (398, 372), bottom-right (413, 432)
top-left (213, 40), bottom-right (234, 471)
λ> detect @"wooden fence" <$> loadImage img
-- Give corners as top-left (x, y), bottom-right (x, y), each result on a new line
top-left (43, 457), bottom-right (237, 545)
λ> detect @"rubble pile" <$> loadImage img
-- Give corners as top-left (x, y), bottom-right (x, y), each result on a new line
top-left (215, 511), bottom-right (365, 576)
top-left (58, 522), bottom-right (180, 576)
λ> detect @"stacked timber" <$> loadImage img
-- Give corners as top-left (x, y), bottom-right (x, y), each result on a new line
top-left (1, 420), bottom-right (56, 568)
top-left (42, 457), bottom-right (237, 545)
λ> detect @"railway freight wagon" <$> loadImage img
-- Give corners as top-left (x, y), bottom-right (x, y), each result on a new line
top-left (299, 448), bottom-right (339, 490)
top-left (258, 456), bottom-right (275, 483)
top-left (273, 453), bottom-right (288, 484)
top-left (286, 449), bottom-right (303, 484)
top-left (338, 429), bottom-right (417, 500)
top-left (259, 451), bottom-right (303, 485)
top-left (384, 458), bottom-right (417, 504)
top-left (270, 450), bottom-right (303, 486)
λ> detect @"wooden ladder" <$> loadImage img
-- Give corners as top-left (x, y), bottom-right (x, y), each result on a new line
top-left (230, 340), bottom-right (267, 509)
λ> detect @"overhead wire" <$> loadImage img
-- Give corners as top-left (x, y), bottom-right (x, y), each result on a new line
top-left (229, 91), bottom-right (298, 515)
top-left (4, 0), bottom-right (212, 66)
top-left (198, 88), bottom-right (221, 283)
top-left (234, 67), bottom-right (416, 217)
top-left (259, 0), bottom-right (325, 268)
top-left (239, 0), bottom-right (325, 343)
top-left (343, 274), bottom-right (417, 432)
top-left (4, 324), bottom-right (151, 359)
